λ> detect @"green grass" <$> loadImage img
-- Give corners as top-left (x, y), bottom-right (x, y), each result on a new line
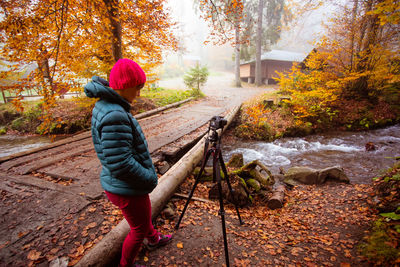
top-left (0, 88), bottom-right (38, 103)
top-left (0, 99), bottom-right (39, 113)
top-left (141, 87), bottom-right (196, 106)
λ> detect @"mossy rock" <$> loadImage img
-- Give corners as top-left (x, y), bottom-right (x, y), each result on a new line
top-left (238, 177), bottom-right (248, 190)
top-left (0, 126), bottom-right (7, 135)
top-left (284, 123), bottom-right (313, 137)
top-left (192, 166), bottom-right (225, 181)
top-left (246, 178), bottom-right (261, 192)
top-left (227, 153), bottom-right (244, 168)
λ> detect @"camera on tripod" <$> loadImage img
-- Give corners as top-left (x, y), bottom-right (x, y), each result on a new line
top-left (210, 116), bottom-right (227, 130)
top-left (176, 114), bottom-right (243, 267)
top-left (208, 116), bottom-right (227, 142)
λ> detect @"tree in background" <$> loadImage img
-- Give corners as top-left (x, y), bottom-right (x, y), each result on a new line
top-left (194, 0), bottom-right (244, 87)
top-left (0, 0), bottom-right (177, 134)
top-left (183, 64), bottom-right (209, 95)
top-left (240, 0), bottom-right (285, 86)
top-left (277, 0), bottom-right (400, 128)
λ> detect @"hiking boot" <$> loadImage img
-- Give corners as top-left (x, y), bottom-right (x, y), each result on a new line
top-left (146, 232), bottom-right (173, 251)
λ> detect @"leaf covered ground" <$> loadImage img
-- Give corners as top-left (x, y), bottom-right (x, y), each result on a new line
top-left (2, 160), bottom-right (397, 267)
top-left (135, 175), bottom-right (377, 266)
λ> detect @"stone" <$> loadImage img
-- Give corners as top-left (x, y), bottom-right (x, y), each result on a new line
top-left (50, 257), bottom-right (69, 267)
top-left (365, 142), bottom-right (376, 151)
top-left (161, 206), bottom-right (175, 219)
top-left (318, 166), bottom-right (350, 183)
top-left (263, 99), bottom-right (274, 108)
top-left (283, 166), bottom-right (349, 185)
top-left (208, 180), bottom-right (251, 207)
top-left (246, 178), bottom-right (261, 192)
top-left (157, 161), bottom-right (170, 175)
top-left (227, 153), bottom-right (244, 168)
top-left (284, 166), bottom-right (319, 185)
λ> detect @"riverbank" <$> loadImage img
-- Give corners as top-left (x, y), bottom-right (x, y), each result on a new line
top-left (0, 86), bottom-right (197, 136)
top-left (133, 159), bottom-right (399, 266)
top-left (235, 91), bottom-right (400, 142)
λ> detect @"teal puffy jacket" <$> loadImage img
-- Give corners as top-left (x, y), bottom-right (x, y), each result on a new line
top-left (84, 76), bottom-right (158, 195)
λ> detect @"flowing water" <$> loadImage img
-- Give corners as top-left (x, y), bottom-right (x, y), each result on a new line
top-left (1, 125), bottom-right (399, 184)
top-left (0, 135), bottom-right (68, 158)
top-left (222, 124), bottom-right (400, 184)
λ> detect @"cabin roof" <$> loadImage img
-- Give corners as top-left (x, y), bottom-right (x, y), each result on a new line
top-left (241, 50), bottom-right (308, 65)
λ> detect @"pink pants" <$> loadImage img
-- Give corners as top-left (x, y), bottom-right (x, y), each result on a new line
top-left (105, 191), bottom-right (158, 267)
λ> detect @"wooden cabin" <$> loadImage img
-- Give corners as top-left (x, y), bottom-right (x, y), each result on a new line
top-left (240, 50), bottom-right (307, 84)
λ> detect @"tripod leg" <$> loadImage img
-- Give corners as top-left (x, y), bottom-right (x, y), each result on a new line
top-left (214, 156), bottom-right (230, 267)
top-left (175, 149), bottom-right (212, 230)
top-left (219, 151), bottom-right (244, 225)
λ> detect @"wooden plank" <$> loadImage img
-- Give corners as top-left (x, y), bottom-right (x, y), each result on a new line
top-left (16, 146), bottom-right (94, 174)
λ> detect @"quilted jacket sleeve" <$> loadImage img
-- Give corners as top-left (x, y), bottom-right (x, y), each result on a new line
top-left (99, 110), bottom-right (157, 191)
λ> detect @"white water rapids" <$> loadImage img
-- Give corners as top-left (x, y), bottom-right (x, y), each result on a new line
top-left (222, 124), bottom-right (400, 184)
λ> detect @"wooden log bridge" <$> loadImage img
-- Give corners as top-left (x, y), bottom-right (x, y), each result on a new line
top-left (0, 96), bottom-right (241, 266)
top-left (75, 105), bottom-right (240, 267)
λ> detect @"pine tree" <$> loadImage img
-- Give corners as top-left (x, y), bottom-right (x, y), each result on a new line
top-left (183, 64), bottom-right (210, 94)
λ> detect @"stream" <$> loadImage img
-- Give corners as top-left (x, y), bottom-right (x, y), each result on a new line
top-left (0, 135), bottom-right (69, 158)
top-left (222, 124), bottom-right (400, 184)
top-left (1, 125), bottom-right (399, 184)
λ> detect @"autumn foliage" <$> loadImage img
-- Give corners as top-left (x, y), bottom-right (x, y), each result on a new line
top-left (196, 0), bottom-right (244, 45)
top-left (276, 0), bottom-right (400, 129)
top-left (0, 0), bottom-right (177, 134)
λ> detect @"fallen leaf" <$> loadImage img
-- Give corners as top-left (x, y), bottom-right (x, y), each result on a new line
top-left (27, 250), bottom-right (41, 261)
top-left (177, 242), bottom-right (184, 249)
top-left (87, 222), bottom-right (97, 229)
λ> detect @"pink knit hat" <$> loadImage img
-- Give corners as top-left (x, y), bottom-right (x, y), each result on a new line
top-left (109, 58), bottom-right (146, 90)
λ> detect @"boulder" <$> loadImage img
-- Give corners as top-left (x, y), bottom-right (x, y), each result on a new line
top-left (319, 166), bottom-right (350, 183)
top-left (365, 142), bottom-right (376, 151)
top-left (157, 161), bottom-right (170, 175)
top-left (227, 153), bottom-right (244, 168)
top-left (284, 166), bottom-right (319, 185)
top-left (208, 177), bottom-right (251, 207)
top-left (284, 166), bottom-right (349, 185)
top-left (246, 178), bottom-right (261, 192)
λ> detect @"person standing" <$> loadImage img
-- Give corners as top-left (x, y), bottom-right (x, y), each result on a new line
top-left (84, 59), bottom-right (172, 267)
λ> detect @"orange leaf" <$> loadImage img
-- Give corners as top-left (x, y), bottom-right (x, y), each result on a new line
top-left (27, 250), bottom-right (41, 261)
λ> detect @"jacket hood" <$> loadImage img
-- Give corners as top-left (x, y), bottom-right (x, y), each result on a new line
top-left (84, 76), bottom-right (131, 111)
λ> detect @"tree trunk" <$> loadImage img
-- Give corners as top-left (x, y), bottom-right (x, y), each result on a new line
top-left (255, 0), bottom-right (264, 86)
top-left (267, 184), bottom-right (285, 209)
top-left (104, 0), bottom-right (123, 62)
top-left (349, 0), bottom-right (359, 71)
top-left (234, 24), bottom-right (242, 87)
top-left (37, 52), bottom-right (54, 96)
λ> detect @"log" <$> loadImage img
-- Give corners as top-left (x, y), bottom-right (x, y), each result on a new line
top-left (76, 105), bottom-right (241, 267)
top-left (267, 185), bottom-right (285, 210)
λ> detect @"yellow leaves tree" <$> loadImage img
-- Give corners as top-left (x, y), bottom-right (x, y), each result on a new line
top-left (277, 0), bottom-right (400, 127)
top-left (276, 47), bottom-right (340, 123)
top-left (0, 0), bottom-right (177, 134)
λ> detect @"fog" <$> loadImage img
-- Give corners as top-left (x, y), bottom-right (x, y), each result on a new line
top-left (162, 0), bottom-right (336, 77)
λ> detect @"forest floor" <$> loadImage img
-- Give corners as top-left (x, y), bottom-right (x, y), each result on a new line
top-left (135, 166), bottom-right (376, 266)
top-left (130, 130), bottom-right (380, 267)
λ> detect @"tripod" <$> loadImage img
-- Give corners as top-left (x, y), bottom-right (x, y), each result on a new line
top-left (175, 117), bottom-right (244, 267)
